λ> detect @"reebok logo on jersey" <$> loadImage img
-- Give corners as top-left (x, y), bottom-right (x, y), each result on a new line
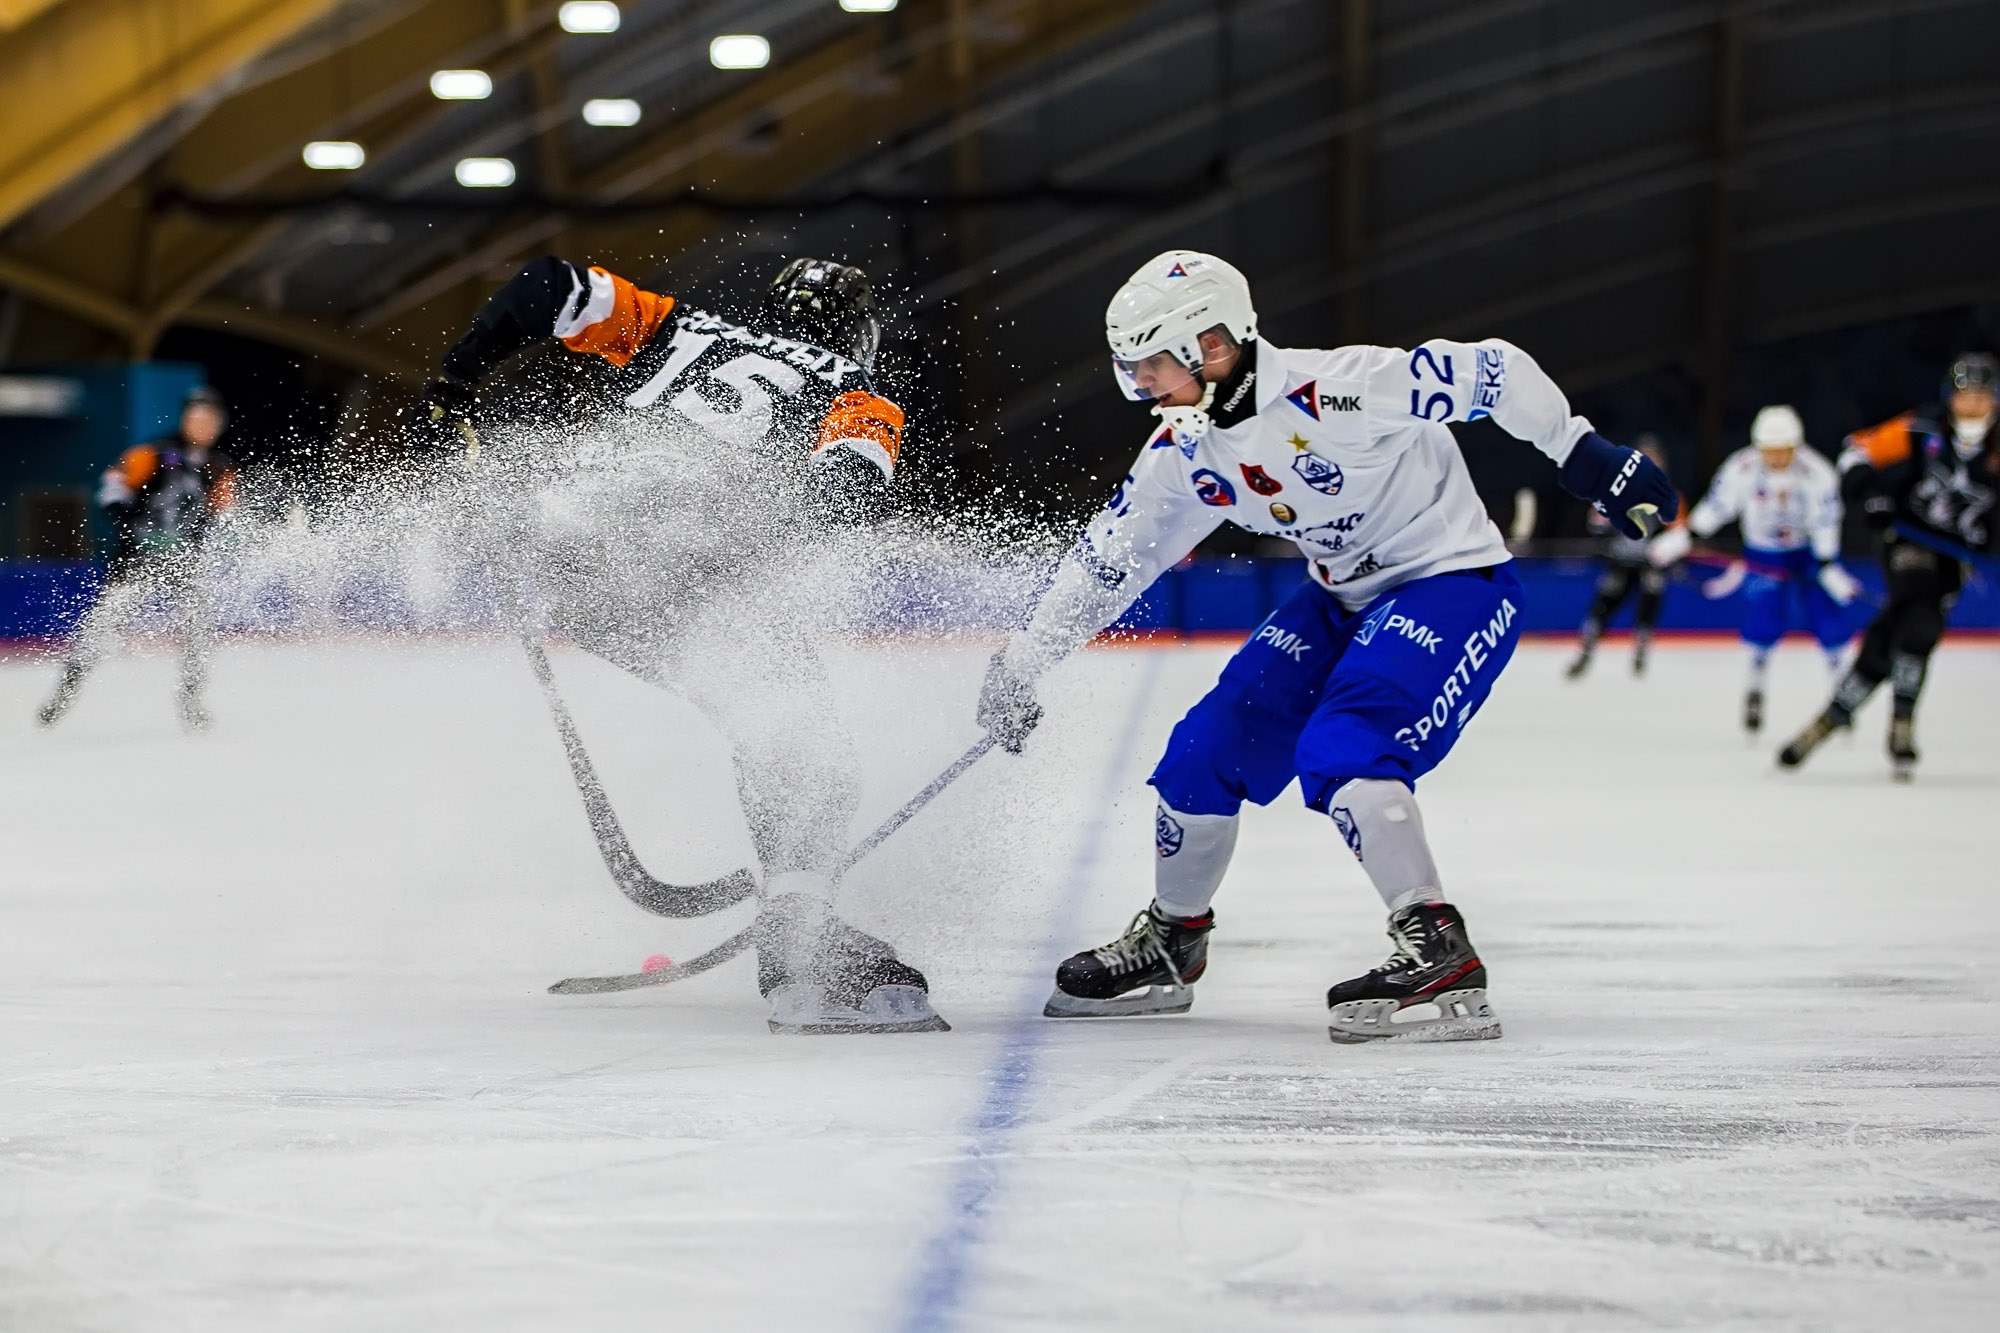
top-left (1252, 623), bottom-right (1312, 661)
top-left (1220, 371), bottom-right (1257, 414)
top-left (1286, 381), bottom-right (1320, 419)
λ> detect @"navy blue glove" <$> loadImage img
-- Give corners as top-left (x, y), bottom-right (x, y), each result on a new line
top-left (1559, 431), bottom-right (1680, 539)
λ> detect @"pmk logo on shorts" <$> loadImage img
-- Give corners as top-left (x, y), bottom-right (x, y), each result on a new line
top-left (1252, 623), bottom-right (1312, 661)
top-left (1155, 807), bottom-right (1185, 857)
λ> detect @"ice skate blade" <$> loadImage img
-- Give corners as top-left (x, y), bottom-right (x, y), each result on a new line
top-left (766, 983), bottom-right (950, 1035)
top-left (1042, 983), bottom-right (1193, 1019)
top-left (1327, 988), bottom-right (1501, 1045)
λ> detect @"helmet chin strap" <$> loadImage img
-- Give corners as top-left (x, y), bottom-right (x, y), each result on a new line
top-left (1153, 378), bottom-right (1217, 451)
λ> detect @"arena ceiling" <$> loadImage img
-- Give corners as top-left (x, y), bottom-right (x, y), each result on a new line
top-left (3, 0), bottom-right (1998, 476)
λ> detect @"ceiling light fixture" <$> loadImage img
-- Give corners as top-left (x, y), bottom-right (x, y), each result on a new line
top-left (709, 34), bottom-right (770, 70)
top-left (581, 98), bottom-right (642, 127)
top-left (302, 141), bottom-right (366, 170)
top-left (559, 1), bottom-right (620, 32)
top-left (841, 0), bottom-right (899, 11)
top-left (455, 157), bottom-right (516, 188)
top-left (430, 69), bottom-right (493, 100)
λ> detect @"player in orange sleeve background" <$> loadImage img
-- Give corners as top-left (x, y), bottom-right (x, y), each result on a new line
top-left (37, 385), bottom-right (236, 731)
top-left (1780, 353), bottom-right (2000, 779)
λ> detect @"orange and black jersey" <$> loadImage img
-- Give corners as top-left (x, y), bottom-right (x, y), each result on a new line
top-left (1839, 409), bottom-right (1999, 553)
top-left (441, 256), bottom-right (904, 483)
top-left (101, 438), bottom-right (235, 576)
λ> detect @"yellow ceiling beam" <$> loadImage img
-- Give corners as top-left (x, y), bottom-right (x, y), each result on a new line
top-left (0, 0), bottom-right (64, 33)
top-left (0, 0), bottom-right (350, 229)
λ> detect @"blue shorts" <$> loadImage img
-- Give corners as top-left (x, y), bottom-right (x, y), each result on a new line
top-left (1739, 546), bottom-right (1850, 650)
top-left (1150, 564), bottom-right (1525, 816)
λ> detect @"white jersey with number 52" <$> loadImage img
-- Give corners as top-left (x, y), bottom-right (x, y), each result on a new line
top-left (1005, 337), bottom-right (1595, 677)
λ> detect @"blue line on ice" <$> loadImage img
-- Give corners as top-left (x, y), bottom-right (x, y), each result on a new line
top-left (895, 656), bottom-right (1163, 1333)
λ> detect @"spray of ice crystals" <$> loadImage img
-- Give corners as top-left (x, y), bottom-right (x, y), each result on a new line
top-left (203, 402), bottom-right (1103, 973)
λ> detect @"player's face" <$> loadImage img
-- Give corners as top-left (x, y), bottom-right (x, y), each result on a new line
top-left (182, 404), bottom-right (224, 449)
top-left (1116, 349), bottom-right (1202, 405)
top-left (1757, 444), bottom-right (1796, 470)
top-left (1950, 385), bottom-right (1995, 424)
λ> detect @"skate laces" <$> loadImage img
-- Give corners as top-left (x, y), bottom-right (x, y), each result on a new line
top-left (1093, 910), bottom-right (1178, 980)
top-left (1376, 916), bottom-right (1432, 975)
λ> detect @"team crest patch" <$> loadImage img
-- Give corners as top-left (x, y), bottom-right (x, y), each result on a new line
top-left (1269, 501), bottom-right (1296, 524)
top-left (1148, 423), bottom-right (1196, 460)
top-left (1285, 380), bottom-right (1320, 420)
top-left (1331, 807), bottom-right (1363, 861)
top-left (1156, 808), bottom-right (1185, 857)
top-left (1239, 463), bottom-right (1282, 496)
top-left (1354, 598), bottom-right (1396, 646)
top-left (1291, 449), bottom-right (1344, 495)
top-left (1191, 468), bottom-right (1236, 507)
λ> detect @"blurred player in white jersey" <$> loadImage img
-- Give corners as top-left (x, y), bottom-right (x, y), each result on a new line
top-left (1648, 405), bottom-right (1859, 733)
top-left (972, 251), bottom-right (1678, 1043)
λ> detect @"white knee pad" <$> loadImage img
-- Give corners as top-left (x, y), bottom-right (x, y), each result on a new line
top-left (1153, 803), bottom-right (1239, 919)
top-left (1327, 778), bottom-right (1442, 912)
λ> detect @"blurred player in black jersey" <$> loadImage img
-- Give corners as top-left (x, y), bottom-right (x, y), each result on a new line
top-left (1779, 353), bottom-right (1999, 779)
top-left (1565, 436), bottom-right (1681, 678)
top-left (37, 385), bottom-right (236, 731)
top-left (416, 255), bottom-right (945, 1034)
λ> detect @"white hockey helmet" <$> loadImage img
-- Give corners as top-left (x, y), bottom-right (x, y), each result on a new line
top-left (1105, 250), bottom-right (1257, 401)
top-left (1750, 404), bottom-right (1804, 450)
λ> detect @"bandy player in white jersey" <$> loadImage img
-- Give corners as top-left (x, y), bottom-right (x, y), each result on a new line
top-left (1649, 405), bottom-right (1860, 733)
top-left (974, 251), bottom-right (1678, 1043)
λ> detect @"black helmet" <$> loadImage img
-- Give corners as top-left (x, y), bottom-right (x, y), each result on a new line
top-left (183, 383), bottom-right (228, 426)
top-left (758, 258), bottom-right (879, 369)
top-left (1948, 352), bottom-right (1999, 394)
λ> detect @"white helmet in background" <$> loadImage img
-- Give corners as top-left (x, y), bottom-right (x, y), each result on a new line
top-left (1105, 250), bottom-right (1257, 402)
top-left (1750, 404), bottom-right (1804, 451)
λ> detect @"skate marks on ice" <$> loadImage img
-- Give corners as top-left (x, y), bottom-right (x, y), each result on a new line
top-left (1, 644), bottom-right (1998, 1329)
top-left (896, 652), bottom-right (1165, 1333)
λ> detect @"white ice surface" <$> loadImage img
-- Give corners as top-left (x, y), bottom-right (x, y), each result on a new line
top-left (1, 635), bottom-right (1996, 1331)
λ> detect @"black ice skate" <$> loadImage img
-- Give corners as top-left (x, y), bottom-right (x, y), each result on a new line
top-left (1044, 903), bottom-right (1213, 1018)
top-left (1325, 902), bottom-right (1500, 1044)
top-left (35, 662), bottom-right (84, 728)
top-left (755, 893), bottom-right (948, 1034)
top-left (1777, 709), bottom-right (1848, 768)
top-left (1742, 688), bottom-right (1764, 734)
top-left (1888, 716), bottom-right (1918, 783)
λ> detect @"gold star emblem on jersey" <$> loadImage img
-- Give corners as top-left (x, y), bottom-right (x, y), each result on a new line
top-left (1288, 432), bottom-right (1311, 451)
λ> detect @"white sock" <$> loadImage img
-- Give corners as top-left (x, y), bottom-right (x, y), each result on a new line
top-left (1327, 778), bottom-right (1442, 913)
top-left (1746, 647), bottom-right (1772, 692)
top-left (1152, 803), bottom-right (1238, 919)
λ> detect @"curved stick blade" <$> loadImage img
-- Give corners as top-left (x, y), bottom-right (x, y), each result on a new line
top-left (549, 926), bottom-right (755, 994)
